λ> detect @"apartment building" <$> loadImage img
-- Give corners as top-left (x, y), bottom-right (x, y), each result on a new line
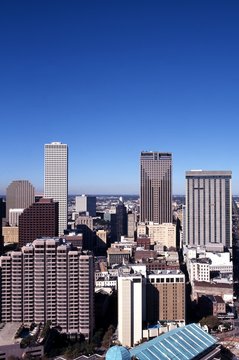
top-left (0, 238), bottom-right (94, 339)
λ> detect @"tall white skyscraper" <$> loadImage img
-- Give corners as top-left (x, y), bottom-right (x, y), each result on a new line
top-left (185, 170), bottom-right (232, 248)
top-left (44, 142), bottom-right (68, 235)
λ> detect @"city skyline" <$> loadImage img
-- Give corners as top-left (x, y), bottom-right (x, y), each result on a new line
top-left (1, 1), bottom-right (239, 195)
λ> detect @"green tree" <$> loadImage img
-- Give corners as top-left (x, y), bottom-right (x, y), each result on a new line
top-left (199, 315), bottom-right (220, 330)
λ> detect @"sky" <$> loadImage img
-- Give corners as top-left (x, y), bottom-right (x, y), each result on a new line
top-left (0, 0), bottom-right (239, 195)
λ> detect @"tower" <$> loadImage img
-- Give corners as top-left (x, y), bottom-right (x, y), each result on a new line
top-left (140, 152), bottom-right (172, 224)
top-left (44, 142), bottom-right (68, 235)
top-left (118, 274), bottom-right (144, 347)
top-left (6, 180), bottom-right (35, 222)
top-left (185, 170), bottom-right (232, 248)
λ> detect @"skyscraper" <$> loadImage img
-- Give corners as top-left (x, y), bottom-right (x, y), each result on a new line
top-left (185, 170), bottom-right (232, 248)
top-left (140, 152), bottom-right (172, 224)
top-left (44, 142), bottom-right (68, 235)
top-left (6, 180), bottom-right (35, 222)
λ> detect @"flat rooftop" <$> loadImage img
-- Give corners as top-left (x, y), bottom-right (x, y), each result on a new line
top-left (0, 322), bottom-right (22, 346)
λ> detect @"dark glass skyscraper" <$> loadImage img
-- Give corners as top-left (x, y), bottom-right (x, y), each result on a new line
top-left (140, 152), bottom-right (172, 224)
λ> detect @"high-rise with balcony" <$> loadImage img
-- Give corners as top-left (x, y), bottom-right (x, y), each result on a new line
top-left (140, 152), bottom-right (172, 224)
top-left (185, 170), bottom-right (232, 248)
top-left (0, 238), bottom-right (94, 339)
top-left (44, 142), bottom-right (68, 235)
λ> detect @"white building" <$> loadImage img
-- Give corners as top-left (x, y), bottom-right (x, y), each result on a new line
top-left (118, 275), bottom-right (145, 347)
top-left (44, 142), bottom-right (68, 235)
top-left (9, 209), bottom-right (24, 226)
top-left (75, 195), bottom-right (96, 216)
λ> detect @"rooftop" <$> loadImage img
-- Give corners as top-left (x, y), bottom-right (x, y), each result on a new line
top-left (130, 323), bottom-right (217, 360)
top-left (0, 322), bottom-right (22, 346)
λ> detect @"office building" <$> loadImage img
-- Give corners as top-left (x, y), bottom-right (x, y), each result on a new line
top-left (44, 142), bottom-right (68, 235)
top-left (0, 198), bottom-right (5, 255)
top-left (9, 208), bottom-right (24, 226)
top-left (140, 152), bottom-right (172, 224)
top-left (6, 180), bottom-right (35, 222)
top-left (156, 223), bottom-right (176, 249)
top-left (2, 226), bottom-right (19, 244)
top-left (118, 274), bottom-right (145, 347)
top-left (75, 215), bottom-right (94, 250)
top-left (0, 238), bottom-right (94, 338)
top-left (147, 270), bottom-right (185, 322)
top-left (127, 212), bottom-right (136, 238)
top-left (116, 201), bottom-right (127, 242)
top-left (18, 198), bottom-right (58, 247)
top-left (75, 195), bottom-right (96, 217)
top-left (185, 170), bottom-right (232, 248)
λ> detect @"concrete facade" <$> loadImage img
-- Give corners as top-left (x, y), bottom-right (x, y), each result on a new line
top-left (0, 238), bottom-right (94, 339)
top-left (185, 170), bottom-right (232, 248)
top-left (44, 142), bottom-right (68, 236)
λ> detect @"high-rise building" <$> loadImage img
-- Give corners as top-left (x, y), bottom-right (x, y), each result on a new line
top-left (0, 238), bottom-right (94, 338)
top-left (118, 274), bottom-right (145, 347)
top-left (147, 270), bottom-right (185, 323)
top-left (18, 198), bottom-right (58, 247)
top-left (44, 142), bottom-right (68, 235)
top-left (75, 195), bottom-right (96, 217)
top-left (127, 212), bottom-right (136, 238)
top-left (140, 152), bottom-right (172, 224)
top-left (0, 198), bottom-right (5, 255)
top-left (6, 180), bottom-right (35, 222)
top-left (116, 201), bottom-right (127, 242)
top-left (185, 170), bottom-right (232, 248)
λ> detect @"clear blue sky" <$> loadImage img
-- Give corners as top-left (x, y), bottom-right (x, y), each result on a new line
top-left (0, 0), bottom-right (239, 195)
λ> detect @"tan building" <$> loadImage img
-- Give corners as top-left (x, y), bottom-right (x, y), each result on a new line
top-left (137, 222), bottom-right (176, 247)
top-left (156, 223), bottom-right (176, 249)
top-left (96, 229), bottom-right (107, 248)
top-left (2, 226), bottom-right (19, 244)
top-left (147, 270), bottom-right (185, 322)
top-left (6, 180), bottom-right (35, 222)
top-left (0, 238), bottom-right (94, 339)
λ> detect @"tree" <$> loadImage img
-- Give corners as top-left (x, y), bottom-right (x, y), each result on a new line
top-left (199, 315), bottom-right (220, 330)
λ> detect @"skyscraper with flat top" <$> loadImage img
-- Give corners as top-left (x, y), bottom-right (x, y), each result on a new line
top-left (185, 170), bottom-right (232, 248)
top-left (44, 142), bottom-right (68, 235)
top-left (140, 152), bottom-right (172, 224)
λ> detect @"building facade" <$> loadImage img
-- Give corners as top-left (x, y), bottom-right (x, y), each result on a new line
top-left (118, 275), bottom-right (145, 347)
top-left (6, 180), bottom-right (35, 222)
top-left (44, 142), bottom-right (68, 236)
top-left (140, 152), bottom-right (172, 224)
top-left (18, 198), bottom-right (59, 247)
top-left (147, 270), bottom-right (185, 322)
top-left (0, 238), bottom-right (94, 338)
top-left (75, 195), bottom-right (96, 217)
top-left (185, 170), bottom-right (232, 248)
